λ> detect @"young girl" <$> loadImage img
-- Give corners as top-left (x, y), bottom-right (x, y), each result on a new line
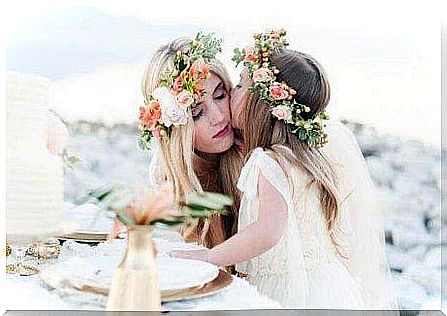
top-left (170, 29), bottom-right (397, 309)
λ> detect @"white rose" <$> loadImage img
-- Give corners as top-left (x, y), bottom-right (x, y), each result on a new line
top-left (252, 68), bottom-right (272, 83)
top-left (162, 106), bottom-right (188, 127)
top-left (152, 86), bottom-right (188, 127)
top-left (271, 105), bottom-right (292, 122)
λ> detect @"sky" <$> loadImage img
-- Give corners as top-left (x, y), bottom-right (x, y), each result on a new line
top-left (4, 1), bottom-right (442, 148)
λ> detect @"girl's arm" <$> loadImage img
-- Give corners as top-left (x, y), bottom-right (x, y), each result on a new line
top-left (170, 173), bottom-right (288, 266)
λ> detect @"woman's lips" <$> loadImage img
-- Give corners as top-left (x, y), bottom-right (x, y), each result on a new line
top-left (213, 123), bottom-right (231, 138)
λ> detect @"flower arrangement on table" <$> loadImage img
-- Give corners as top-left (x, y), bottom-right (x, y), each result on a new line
top-left (88, 183), bottom-right (232, 241)
top-left (98, 183), bottom-right (232, 311)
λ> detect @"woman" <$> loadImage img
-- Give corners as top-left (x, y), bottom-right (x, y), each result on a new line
top-left (170, 29), bottom-right (397, 309)
top-left (141, 34), bottom-right (241, 248)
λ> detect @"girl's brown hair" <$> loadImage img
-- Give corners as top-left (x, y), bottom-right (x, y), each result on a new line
top-left (242, 49), bottom-right (343, 255)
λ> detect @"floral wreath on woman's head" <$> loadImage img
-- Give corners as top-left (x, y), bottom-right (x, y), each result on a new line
top-left (232, 28), bottom-right (329, 148)
top-left (138, 33), bottom-right (222, 150)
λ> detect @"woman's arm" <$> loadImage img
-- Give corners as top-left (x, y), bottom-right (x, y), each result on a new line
top-left (170, 173), bottom-right (288, 266)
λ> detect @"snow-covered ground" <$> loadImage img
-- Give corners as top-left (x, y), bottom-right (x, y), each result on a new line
top-left (64, 119), bottom-right (444, 310)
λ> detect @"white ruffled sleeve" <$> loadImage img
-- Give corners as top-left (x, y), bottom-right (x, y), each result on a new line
top-left (237, 147), bottom-right (293, 207)
top-left (236, 147), bottom-right (309, 307)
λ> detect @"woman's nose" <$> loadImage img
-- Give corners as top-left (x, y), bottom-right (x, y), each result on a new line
top-left (208, 104), bottom-right (225, 126)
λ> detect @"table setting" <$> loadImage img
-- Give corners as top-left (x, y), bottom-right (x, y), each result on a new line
top-left (5, 198), bottom-right (282, 311)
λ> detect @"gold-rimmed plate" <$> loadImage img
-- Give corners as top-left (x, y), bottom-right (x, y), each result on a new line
top-left (66, 269), bottom-right (233, 303)
top-left (56, 232), bottom-right (109, 243)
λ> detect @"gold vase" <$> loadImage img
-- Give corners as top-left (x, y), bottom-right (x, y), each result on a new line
top-left (106, 225), bottom-right (161, 311)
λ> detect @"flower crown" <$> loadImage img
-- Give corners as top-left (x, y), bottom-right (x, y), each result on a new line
top-left (138, 33), bottom-right (222, 150)
top-left (232, 29), bottom-right (329, 148)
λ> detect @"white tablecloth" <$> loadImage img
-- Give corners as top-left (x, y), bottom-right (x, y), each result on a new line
top-left (5, 227), bottom-right (282, 311)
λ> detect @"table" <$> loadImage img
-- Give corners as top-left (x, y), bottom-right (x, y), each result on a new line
top-left (5, 227), bottom-right (282, 311)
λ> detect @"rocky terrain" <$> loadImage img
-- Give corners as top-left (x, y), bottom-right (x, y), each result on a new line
top-left (63, 119), bottom-right (445, 310)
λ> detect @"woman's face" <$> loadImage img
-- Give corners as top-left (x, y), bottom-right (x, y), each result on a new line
top-left (230, 69), bottom-right (251, 130)
top-left (192, 72), bottom-right (234, 153)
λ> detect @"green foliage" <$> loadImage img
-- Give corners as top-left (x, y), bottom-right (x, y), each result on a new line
top-left (61, 149), bottom-right (82, 170)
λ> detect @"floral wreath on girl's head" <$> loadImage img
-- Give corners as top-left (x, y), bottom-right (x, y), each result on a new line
top-left (138, 32), bottom-right (222, 150)
top-left (232, 28), bottom-right (329, 148)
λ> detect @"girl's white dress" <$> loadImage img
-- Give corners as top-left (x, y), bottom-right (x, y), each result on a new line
top-left (235, 119), bottom-right (397, 309)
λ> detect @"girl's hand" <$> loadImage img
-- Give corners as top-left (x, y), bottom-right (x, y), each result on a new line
top-left (168, 249), bottom-right (210, 262)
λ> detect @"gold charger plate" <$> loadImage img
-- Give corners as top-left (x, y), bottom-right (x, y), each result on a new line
top-left (57, 232), bottom-right (109, 243)
top-left (70, 269), bottom-right (233, 303)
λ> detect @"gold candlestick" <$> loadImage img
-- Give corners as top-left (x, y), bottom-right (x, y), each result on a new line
top-left (106, 225), bottom-right (161, 311)
top-left (6, 242), bottom-right (11, 257)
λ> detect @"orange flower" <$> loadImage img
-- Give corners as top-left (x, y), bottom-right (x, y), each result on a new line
top-left (194, 80), bottom-right (204, 93)
top-left (139, 100), bottom-right (161, 129)
top-left (189, 58), bottom-right (209, 80)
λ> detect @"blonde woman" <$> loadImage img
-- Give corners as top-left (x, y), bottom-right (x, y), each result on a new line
top-left (170, 30), bottom-right (397, 309)
top-left (140, 34), bottom-right (241, 249)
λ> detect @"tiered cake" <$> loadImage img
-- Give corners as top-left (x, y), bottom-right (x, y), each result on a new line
top-left (6, 71), bottom-right (64, 243)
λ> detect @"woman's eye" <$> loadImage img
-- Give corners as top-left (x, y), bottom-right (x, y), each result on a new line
top-left (214, 92), bottom-right (226, 100)
top-left (192, 110), bottom-right (204, 120)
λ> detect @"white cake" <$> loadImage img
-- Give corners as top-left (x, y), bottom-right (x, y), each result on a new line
top-left (6, 71), bottom-right (64, 243)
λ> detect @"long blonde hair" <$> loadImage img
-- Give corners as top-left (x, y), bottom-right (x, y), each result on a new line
top-left (241, 49), bottom-right (344, 256)
top-left (141, 37), bottom-right (234, 248)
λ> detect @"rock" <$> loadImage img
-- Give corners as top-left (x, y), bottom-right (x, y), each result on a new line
top-left (387, 245), bottom-right (427, 272)
top-left (392, 275), bottom-right (429, 310)
top-left (404, 263), bottom-right (441, 295)
top-left (423, 245), bottom-right (444, 269)
top-left (389, 217), bottom-right (436, 250)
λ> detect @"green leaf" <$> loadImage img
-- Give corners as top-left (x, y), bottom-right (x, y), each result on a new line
top-left (298, 129), bottom-right (307, 141)
top-left (116, 209), bottom-right (135, 226)
top-left (185, 192), bottom-right (233, 210)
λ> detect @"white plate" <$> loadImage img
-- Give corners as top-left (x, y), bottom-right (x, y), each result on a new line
top-left (40, 254), bottom-right (219, 293)
top-left (62, 203), bottom-right (115, 235)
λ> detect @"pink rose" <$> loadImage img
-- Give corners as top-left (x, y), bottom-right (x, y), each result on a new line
top-left (269, 83), bottom-right (289, 100)
top-left (151, 128), bottom-right (161, 139)
top-left (176, 90), bottom-right (195, 109)
top-left (252, 68), bottom-right (272, 83)
top-left (172, 76), bottom-right (184, 95)
top-left (271, 105), bottom-right (292, 121)
top-left (244, 46), bottom-right (258, 62)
